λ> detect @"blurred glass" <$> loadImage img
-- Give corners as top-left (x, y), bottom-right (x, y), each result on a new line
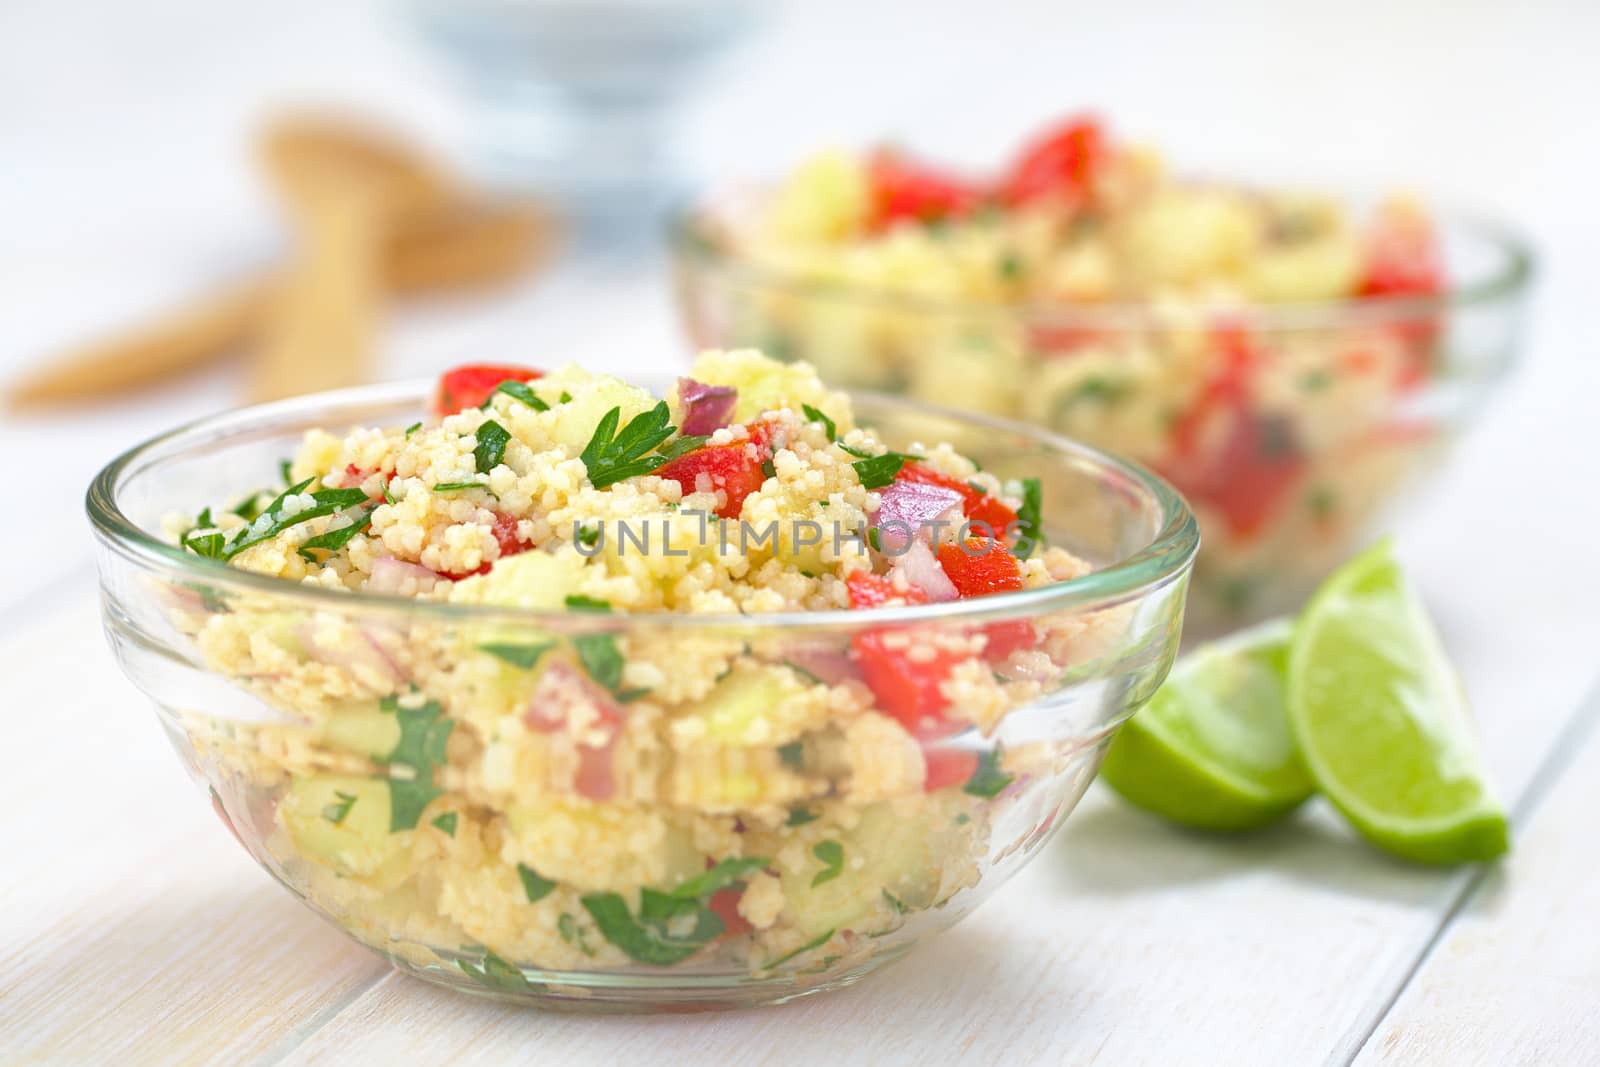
top-left (399, 0), bottom-right (765, 246)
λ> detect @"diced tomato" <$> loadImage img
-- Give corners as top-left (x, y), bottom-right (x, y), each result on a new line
top-left (433, 363), bottom-right (544, 416)
top-left (1001, 116), bottom-right (1105, 206)
top-left (657, 440), bottom-right (769, 519)
top-left (846, 570), bottom-right (929, 610)
top-left (937, 539), bottom-right (1024, 597)
top-left (896, 463), bottom-right (1019, 542)
top-left (853, 631), bottom-right (962, 733)
top-left (575, 742), bottom-right (616, 801)
top-left (922, 746), bottom-right (979, 792)
top-left (709, 888), bottom-right (753, 939)
top-left (1165, 411), bottom-right (1305, 541)
top-left (1027, 323), bottom-right (1103, 358)
top-left (868, 149), bottom-right (983, 229)
top-left (489, 513), bottom-right (530, 560)
top-left (936, 538), bottom-right (1035, 658)
top-left (1358, 228), bottom-right (1443, 299)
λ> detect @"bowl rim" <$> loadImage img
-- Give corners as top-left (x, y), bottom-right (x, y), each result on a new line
top-left (85, 378), bottom-right (1199, 630)
top-left (667, 185), bottom-right (1536, 331)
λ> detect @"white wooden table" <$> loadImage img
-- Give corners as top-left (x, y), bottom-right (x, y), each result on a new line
top-left (4, 2), bottom-right (1599, 1063)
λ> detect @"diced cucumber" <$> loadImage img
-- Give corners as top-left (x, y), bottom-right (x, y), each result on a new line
top-left (681, 666), bottom-right (803, 746)
top-left (778, 803), bottom-right (939, 939)
top-left (281, 775), bottom-right (414, 889)
top-left (321, 708), bottom-right (400, 760)
top-left (548, 377), bottom-right (658, 454)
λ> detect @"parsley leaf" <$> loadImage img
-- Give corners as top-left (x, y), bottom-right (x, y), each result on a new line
top-left (431, 812), bottom-right (457, 836)
top-left (474, 420), bottom-right (511, 473)
top-left (580, 892), bottom-right (709, 966)
top-left (811, 840), bottom-right (844, 886)
top-left (379, 695), bottom-right (453, 831)
top-left (760, 458), bottom-right (777, 479)
top-left (579, 854), bottom-right (767, 965)
top-left (404, 421), bottom-right (422, 437)
top-left (457, 950), bottom-right (533, 993)
top-left (479, 642), bottom-right (554, 669)
top-left (563, 594), bottom-right (612, 612)
top-left (962, 746), bottom-right (1014, 799)
top-left (222, 482), bottom-right (370, 560)
top-left (559, 391), bottom-right (573, 404)
top-left (777, 740), bottom-right (805, 769)
top-left (230, 492), bottom-right (267, 523)
top-left (321, 790), bottom-right (358, 826)
top-left (297, 506), bottom-right (374, 561)
top-left (1013, 478), bottom-right (1043, 559)
top-left (432, 480), bottom-right (492, 493)
top-left (801, 404), bottom-right (836, 441)
top-left (279, 459), bottom-right (294, 486)
top-left (580, 402), bottom-right (677, 489)
top-left (786, 807), bottom-right (818, 827)
top-left (655, 434), bottom-right (709, 461)
top-left (668, 857), bottom-right (767, 900)
top-left (574, 635), bottom-right (624, 692)
top-left (838, 442), bottom-right (875, 459)
top-left (761, 928), bottom-right (835, 970)
top-left (575, 523), bottom-right (601, 548)
top-left (518, 863), bottom-right (557, 902)
top-left (489, 380), bottom-right (549, 412)
top-left (852, 453), bottom-right (906, 489)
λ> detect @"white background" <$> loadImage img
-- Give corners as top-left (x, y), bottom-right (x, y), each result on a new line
top-left (2, 1), bottom-right (1598, 1063)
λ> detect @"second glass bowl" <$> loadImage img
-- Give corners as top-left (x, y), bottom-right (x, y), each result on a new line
top-left (671, 195), bottom-right (1531, 632)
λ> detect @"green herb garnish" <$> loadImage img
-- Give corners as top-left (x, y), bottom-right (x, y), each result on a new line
top-left (564, 595), bottom-right (612, 612)
top-left (802, 404), bottom-right (837, 441)
top-left (432, 480), bottom-right (488, 493)
top-left (962, 747), bottom-right (1014, 799)
top-left (279, 459), bottom-right (294, 486)
top-left (811, 840), bottom-right (844, 886)
top-left (518, 863), bottom-right (557, 903)
top-left (882, 889), bottom-right (908, 914)
top-left (1012, 478), bottom-right (1043, 559)
top-left (786, 807), bottom-right (818, 827)
top-left (580, 402), bottom-right (677, 489)
top-left (321, 790), bottom-right (358, 826)
top-left (761, 928), bottom-right (835, 969)
top-left (230, 492), bottom-right (267, 523)
top-left (404, 421), bottom-right (422, 437)
top-left (852, 453), bottom-right (907, 490)
top-left (558, 913), bottom-right (593, 955)
top-left (574, 635), bottom-right (624, 692)
top-left (479, 642), bottom-right (554, 670)
top-left (488, 379), bottom-right (549, 412)
top-left (999, 252), bottom-right (1023, 280)
top-left (474, 420), bottom-right (511, 473)
top-left (777, 740), bottom-right (806, 768)
top-left (221, 481), bottom-right (370, 560)
top-left (579, 855), bottom-right (766, 965)
top-left (760, 458), bottom-right (777, 480)
top-left (297, 507), bottom-right (374, 562)
top-left (575, 523), bottom-right (601, 548)
top-left (656, 434), bottom-right (709, 461)
top-left (838, 442), bottom-right (874, 459)
top-left (378, 695), bottom-right (453, 831)
top-left (431, 812), bottom-right (457, 836)
top-left (559, 391), bottom-right (573, 404)
top-left (457, 950), bottom-right (533, 993)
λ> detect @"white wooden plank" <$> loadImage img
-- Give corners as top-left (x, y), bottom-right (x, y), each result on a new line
top-left (1355, 693), bottom-right (1600, 1067)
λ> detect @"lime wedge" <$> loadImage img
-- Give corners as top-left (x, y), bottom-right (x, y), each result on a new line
top-left (1288, 541), bottom-right (1509, 864)
top-left (1102, 619), bottom-right (1315, 831)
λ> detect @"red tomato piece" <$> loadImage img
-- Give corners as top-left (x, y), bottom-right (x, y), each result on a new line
top-left (433, 363), bottom-right (544, 416)
top-left (489, 513), bottom-right (530, 560)
top-left (1001, 116), bottom-right (1105, 206)
top-left (922, 746), bottom-right (979, 792)
top-left (937, 539), bottom-right (1024, 597)
top-left (846, 570), bottom-right (929, 609)
top-left (709, 888), bottom-right (754, 939)
top-left (1165, 411), bottom-right (1306, 541)
top-left (852, 631), bottom-right (961, 733)
top-left (869, 149), bottom-right (983, 228)
top-left (658, 441), bottom-right (769, 519)
top-left (937, 539), bottom-right (1036, 658)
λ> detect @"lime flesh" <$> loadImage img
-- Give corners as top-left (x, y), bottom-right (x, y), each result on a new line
top-left (1103, 619), bottom-right (1315, 831)
top-left (1287, 542), bottom-right (1509, 865)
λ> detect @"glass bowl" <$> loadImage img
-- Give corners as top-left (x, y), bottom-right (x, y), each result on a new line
top-left (670, 193), bottom-right (1532, 633)
top-left (87, 380), bottom-right (1196, 1012)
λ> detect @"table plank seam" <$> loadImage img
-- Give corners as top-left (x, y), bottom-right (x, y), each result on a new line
top-left (1333, 670), bottom-right (1600, 1066)
top-left (250, 967), bottom-right (397, 1067)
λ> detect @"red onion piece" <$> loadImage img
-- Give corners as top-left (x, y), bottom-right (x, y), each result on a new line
top-left (296, 621), bottom-right (405, 689)
top-left (777, 643), bottom-right (861, 686)
top-left (892, 541), bottom-right (959, 603)
top-left (677, 377), bottom-right (738, 436)
top-left (871, 480), bottom-right (965, 554)
top-left (367, 557), bottom-right (440, 596)
top-left (523, 660), bottom-right (624, 800)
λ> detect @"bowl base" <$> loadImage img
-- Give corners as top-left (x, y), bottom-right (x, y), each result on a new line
top-left (382, 943), bottom-right (916, 1013)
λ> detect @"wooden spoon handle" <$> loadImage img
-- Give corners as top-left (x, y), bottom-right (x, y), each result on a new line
top-left (249, 193), bottom-right (384, 403)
